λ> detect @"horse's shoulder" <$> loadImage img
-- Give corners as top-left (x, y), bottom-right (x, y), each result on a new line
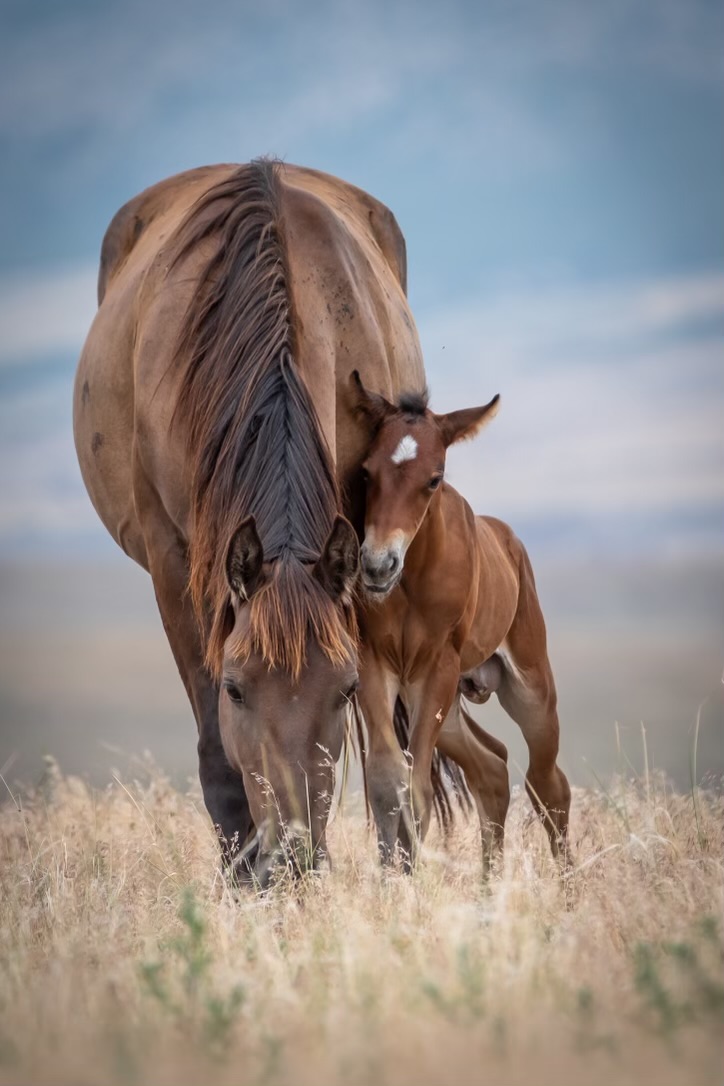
top-left (97, 165), bottom-right (234, 304)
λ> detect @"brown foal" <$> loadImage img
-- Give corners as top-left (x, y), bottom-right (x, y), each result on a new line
top-left (351, 372), bottom-right (571, 870)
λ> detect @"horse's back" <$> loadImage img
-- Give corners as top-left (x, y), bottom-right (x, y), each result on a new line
top-left (97, 166), bottom-right (235, 304)
top-left (280, 165), bottom-right (408, 293)
top-left (74, 161), bottom-right (423, 563)
top-left (275, 166), bottom-right (422, 477)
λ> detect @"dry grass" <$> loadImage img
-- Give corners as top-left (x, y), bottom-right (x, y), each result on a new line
top-left (0, 759), bottom-right (722, 1086)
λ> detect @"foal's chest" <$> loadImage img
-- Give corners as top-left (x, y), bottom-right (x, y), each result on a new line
top-left (365, 591), bottom-right (464, 684)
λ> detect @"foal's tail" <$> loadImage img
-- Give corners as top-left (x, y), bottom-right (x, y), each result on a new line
top-left (392, 697), bottom-right (472, 834)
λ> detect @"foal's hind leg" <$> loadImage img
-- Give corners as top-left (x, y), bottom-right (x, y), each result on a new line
top-left (496, 665), bottom-right (570, 860)
top-left (493, 544), bottom-right (571, 862)
top-left (437, 701), bottom-right (510, 875)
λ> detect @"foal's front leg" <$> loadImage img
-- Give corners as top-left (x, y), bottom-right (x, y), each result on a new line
top-left (404, 653), bottom-right (461, 866)
top-left (357, 651), bottom-right (407, 865)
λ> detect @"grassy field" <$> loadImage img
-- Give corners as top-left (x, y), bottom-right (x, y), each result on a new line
top-left (0, 759), bottom-right (722, 1086)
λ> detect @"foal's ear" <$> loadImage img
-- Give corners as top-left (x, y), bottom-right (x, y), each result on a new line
top-left (436, 394), bottom-right (500, 447)
top-left (314, 516), bottom-right (360, 602)
top-left (226, 517), bottom-right (264, 600)
top-left (348, 370), bottom-right (395, 427)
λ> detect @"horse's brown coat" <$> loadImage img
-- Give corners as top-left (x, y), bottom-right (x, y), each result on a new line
top-left (74, 161), bottom-right (425, 883)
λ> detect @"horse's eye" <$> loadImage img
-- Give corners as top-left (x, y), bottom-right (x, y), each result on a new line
top-left (341, 678), bottom-right (360, 703)
top-left (223, 681), bottom-right (246, 706)
top-left (360, 466), bottom-right (370, 483)
top-left (428, 475), bottom-right (443, 491)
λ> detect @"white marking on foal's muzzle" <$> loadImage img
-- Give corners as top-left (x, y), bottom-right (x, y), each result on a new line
top-left (391, 434), bottom-right (418, 464)
top-left (360, 527), bottom-right (411, 594)
top-left (362, 527), bottom-right (411, 565)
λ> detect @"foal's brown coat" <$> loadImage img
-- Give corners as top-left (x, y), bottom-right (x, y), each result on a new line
top-left (352, 376), bottom-right (571, 867)
top-left (74, 162), bottom-right (425, 882)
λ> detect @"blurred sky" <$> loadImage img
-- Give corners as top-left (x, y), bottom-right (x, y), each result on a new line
top-left (0, 0), bottom-right (722, 788)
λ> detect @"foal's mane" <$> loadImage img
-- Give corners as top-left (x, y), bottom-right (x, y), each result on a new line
top-left (396, 389), bottom-right (429, 417)
top-left (170, 159), bottom-right (355, 679)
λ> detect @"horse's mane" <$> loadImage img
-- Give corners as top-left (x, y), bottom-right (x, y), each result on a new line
top-left (170, 159), bottom-right (355, 679)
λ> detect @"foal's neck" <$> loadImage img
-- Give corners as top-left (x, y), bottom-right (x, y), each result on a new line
top-left (404, 487), bottom-right (448, 583)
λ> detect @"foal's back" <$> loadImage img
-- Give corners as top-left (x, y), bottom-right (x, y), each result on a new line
top-left (460, 515), bottom-right (524, 672)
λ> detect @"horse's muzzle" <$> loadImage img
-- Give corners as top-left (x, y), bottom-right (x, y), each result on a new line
top-left (231, 826), bottom-right (327, 891)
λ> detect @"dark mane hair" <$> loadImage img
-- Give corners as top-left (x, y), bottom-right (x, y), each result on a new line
top-left (170, 159), bottom-right (356, 679)
top-left (396, 388), bottom-right (429, 416)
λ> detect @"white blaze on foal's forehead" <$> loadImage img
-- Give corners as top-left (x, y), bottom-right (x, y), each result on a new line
top-left (391, 434), bottom-right (418, 464)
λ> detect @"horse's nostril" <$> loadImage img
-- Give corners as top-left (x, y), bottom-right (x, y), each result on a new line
top-left (387, 553), bottom-right (399, 574)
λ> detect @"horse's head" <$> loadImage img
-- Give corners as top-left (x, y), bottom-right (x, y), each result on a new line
top-left (217, 515), bottom-right (360, 889)
top-left (350, 370), bottom-right (499, 597)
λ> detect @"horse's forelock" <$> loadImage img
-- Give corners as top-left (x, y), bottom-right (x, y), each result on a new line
top-left (214, 555), bottom-right (357, 682)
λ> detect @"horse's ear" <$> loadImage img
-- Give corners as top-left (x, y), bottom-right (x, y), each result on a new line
top-left (435, 394), bottom-right (500, 447)
top-left (348, 370), bottom-right (395, 426)
top-left (226, 517), bottom-right (264, 600)
top-left (314, 516), bottom-right (360, 602)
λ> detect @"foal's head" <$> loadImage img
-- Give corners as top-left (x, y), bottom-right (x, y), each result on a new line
top-left (350, 371), bottom-right (499, 596)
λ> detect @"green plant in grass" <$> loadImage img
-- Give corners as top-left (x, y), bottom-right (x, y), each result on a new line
top-left (633, 916), bottom-right (724, 1036)
top-left (139, 887), bottom-right (245, 1056)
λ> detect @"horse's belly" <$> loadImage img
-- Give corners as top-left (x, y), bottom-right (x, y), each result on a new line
top-left (73, 289), bottom-right (146, 567)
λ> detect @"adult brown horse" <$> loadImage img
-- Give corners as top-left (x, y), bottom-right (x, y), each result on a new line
top-left (73, 159), bottom-right (425, 886)
top-left (350, 373), bottom-right (571, 869)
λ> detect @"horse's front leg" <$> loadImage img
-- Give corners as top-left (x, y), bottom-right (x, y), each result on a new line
top-left (134, 468), bottom-right (255, 871)
top-left (403, 653), bottom-right (461, 866)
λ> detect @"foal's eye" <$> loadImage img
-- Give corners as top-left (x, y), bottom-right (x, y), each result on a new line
top-left (360, 466), bottom-right (370, 483)
top-left (223, 681), bottom-right (246, 706)
top-left (428, 475), bottom-right (443, 491)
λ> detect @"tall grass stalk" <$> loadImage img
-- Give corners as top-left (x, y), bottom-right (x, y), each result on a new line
top-left (0, 764), bottom-right (721, 1086)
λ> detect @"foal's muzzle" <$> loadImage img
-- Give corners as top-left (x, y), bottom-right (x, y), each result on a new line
top-left (360, 543), bottom-right (402, 596)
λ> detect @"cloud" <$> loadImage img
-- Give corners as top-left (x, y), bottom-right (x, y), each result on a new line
top-left (1, 0), bottom-right (720, 158)
top-left (0, 378), bottom-right (100, 545)
top-left (0, 263), bottom-right (97, 364)
top-left (420, 272), bottom-right (724, 379)
top-left (419, 273), bottom-right (724, 529)
top-left (0, 260), bottom-right (721, 555)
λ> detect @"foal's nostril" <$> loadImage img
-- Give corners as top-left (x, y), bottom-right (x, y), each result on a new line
top-left (361, 547), bottom-right (401, 585)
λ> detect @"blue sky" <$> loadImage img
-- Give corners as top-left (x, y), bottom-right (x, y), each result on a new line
top-left (1, 0), bottom-right (722, 559)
